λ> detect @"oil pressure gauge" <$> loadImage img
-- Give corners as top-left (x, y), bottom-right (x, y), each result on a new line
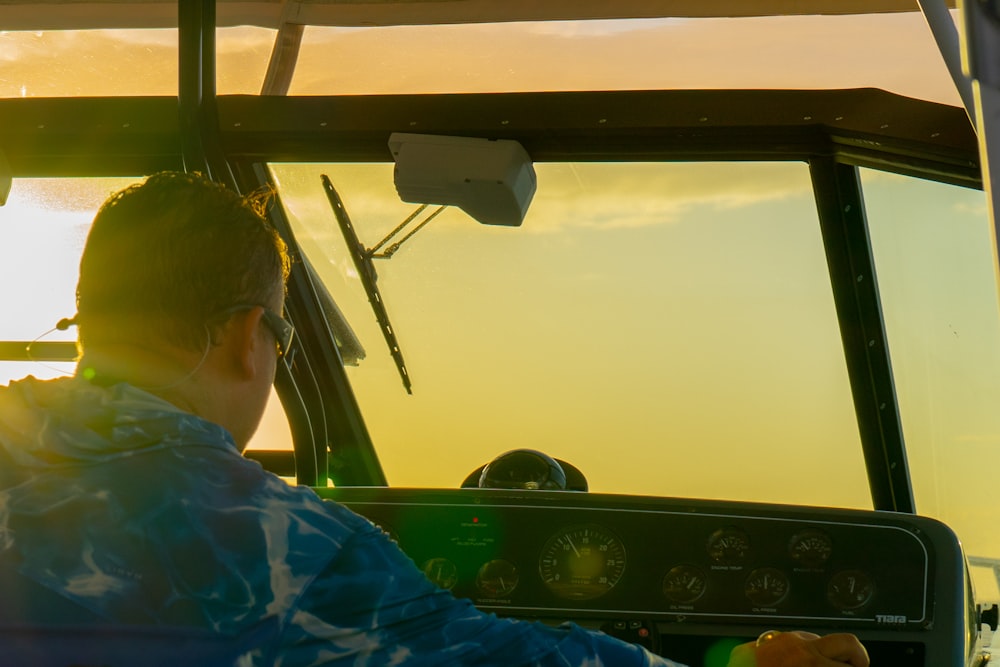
top-left (663, 564), bottom-right (708, 604)
top-left (744, 567), bottom-right (790, 607)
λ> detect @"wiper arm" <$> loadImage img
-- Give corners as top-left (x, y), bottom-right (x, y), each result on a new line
top-left (368, 204), bottom-right (446, 259)
top-left (321, 174), bottom-right (412, 394)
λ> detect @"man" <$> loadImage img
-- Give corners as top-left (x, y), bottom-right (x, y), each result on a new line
top-left (0, 171), bottom-right (869, 666)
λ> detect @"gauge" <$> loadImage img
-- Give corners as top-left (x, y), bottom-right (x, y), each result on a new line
top-left (421, 558), bottom-right (459, 590)
top-left (827, 569), bottom-right (875, 611)
top-left (707, 527), bottom-right (750, 566)
top-left (662, 564), bottom-right (708, 604)
top-left (788, 529), bottom-right (833, 568)
top-left (476, 559), bottom-right (520, 598)
top-left (539, 524), bottom-right (627, 601)
top-left (744, 567), bottom-right (790, 607)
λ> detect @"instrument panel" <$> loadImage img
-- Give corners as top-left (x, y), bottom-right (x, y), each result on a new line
top-left (318, 487), bottom-right (976, 666)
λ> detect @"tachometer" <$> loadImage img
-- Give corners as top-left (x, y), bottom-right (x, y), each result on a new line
top-left (539, 525), bottom-right (626, 601)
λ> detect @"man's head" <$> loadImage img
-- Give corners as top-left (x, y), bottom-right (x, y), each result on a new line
top-left (76, 171), bottom-right (290, 351)
top-left (75, 171), bottom-right (292, 447)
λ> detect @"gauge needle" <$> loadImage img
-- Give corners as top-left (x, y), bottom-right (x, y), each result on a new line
top-left (565, 536), bottom-right (581, 557)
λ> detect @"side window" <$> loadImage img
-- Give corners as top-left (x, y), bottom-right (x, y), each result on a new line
top-left (862, 169), bottom-right (1000, 597)
top-left (0, 177), bottom-right (293, 455)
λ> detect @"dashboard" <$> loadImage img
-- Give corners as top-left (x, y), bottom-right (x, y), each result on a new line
top-left (319, 487), bottom-right (978, 666)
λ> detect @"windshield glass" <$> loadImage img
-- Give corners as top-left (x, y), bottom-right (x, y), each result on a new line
top-left (270, 161), bottom-right (871, 508)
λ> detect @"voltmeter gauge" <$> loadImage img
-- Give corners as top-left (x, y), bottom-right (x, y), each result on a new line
top-left (539, 525), bottom-right (626, 601)
top-left (788, 529), bottom-right (833, 568)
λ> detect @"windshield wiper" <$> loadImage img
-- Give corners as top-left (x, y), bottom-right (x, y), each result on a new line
top-left (321, 174), bottom-right (413, 394)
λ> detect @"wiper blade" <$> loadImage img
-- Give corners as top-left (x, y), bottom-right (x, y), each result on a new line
top-left (321, 174), bottom-right (412, 394)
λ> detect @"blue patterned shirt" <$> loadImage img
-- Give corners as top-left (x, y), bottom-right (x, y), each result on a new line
top-left (0, 376), bottom-right (683, 666)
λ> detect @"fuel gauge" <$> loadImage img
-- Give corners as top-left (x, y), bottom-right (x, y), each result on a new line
top-left (827, 569), bottom-right (874, 610)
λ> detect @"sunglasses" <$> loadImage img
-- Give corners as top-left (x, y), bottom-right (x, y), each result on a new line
top-left (218, 304), bottom-right (295, 359)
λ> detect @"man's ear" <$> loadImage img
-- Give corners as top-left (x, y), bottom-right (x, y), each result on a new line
top-left (221, 306), bottom-right (264, 380)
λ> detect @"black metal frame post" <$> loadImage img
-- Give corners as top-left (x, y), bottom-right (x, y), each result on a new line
top-left (236, 162), bottom-right (387, 487)
top-left (178, 0), bottom-right (236, 188)
top-left (177, 1), bottom-right (384, 485)
top-left (810, 157), bottom-right (915, 513)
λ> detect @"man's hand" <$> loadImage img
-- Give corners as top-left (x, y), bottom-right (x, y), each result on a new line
top-left (728, 630), bottom-right (870, 667)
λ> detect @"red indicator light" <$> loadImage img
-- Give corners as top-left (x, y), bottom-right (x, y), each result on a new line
top-left (473, 517), bottom-right (479, 523)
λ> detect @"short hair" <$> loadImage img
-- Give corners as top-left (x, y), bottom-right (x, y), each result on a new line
top-left (76, 171), bottom-right (291, 351)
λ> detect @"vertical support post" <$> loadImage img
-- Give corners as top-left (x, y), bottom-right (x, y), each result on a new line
top-left (917, 0), bottom-right (976, 122)
top-left (958, 0), bottom-right (1000, 317)
top-left (810, 157), bottom-right (915, 513)
top-left (236, 162), bottom-right (388, 488)
top-left (178, 0), bottom-right (236, 189)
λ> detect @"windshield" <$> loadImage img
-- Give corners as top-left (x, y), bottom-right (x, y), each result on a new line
top-left (270, 161), bottom-right (872, 506)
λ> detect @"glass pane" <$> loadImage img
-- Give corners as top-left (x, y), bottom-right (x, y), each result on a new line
top-left (0, 177), bottom-right (292, 453)
top-left (0, 178), bottom-right (135, 340)
top-left (1, 30), bottom-right (178, 97)
top-left (217, 26), bottom-right (277, 95)
top-left (292, 13), bottom-right (958, 105)
top-left (0, 26), bottom-right (274, 97)
top-left (272, 161), bottom-right (870, 507)
top-left (862, 170), bottom-right (1000, 592)
top-left (0, 362), bottom-right (75, 385)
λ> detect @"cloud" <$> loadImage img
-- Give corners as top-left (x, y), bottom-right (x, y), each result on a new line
top-left (523, 18), bottom-right (687, 38)
top-left (523, 162), bottom-right (809, 232)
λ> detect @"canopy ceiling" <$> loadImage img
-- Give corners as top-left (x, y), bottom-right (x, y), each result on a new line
top-left (0, 0), bottom-right (954, 29)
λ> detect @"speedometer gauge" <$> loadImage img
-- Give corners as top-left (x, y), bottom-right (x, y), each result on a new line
top-left (538, 525), bottom-right (626, 601)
